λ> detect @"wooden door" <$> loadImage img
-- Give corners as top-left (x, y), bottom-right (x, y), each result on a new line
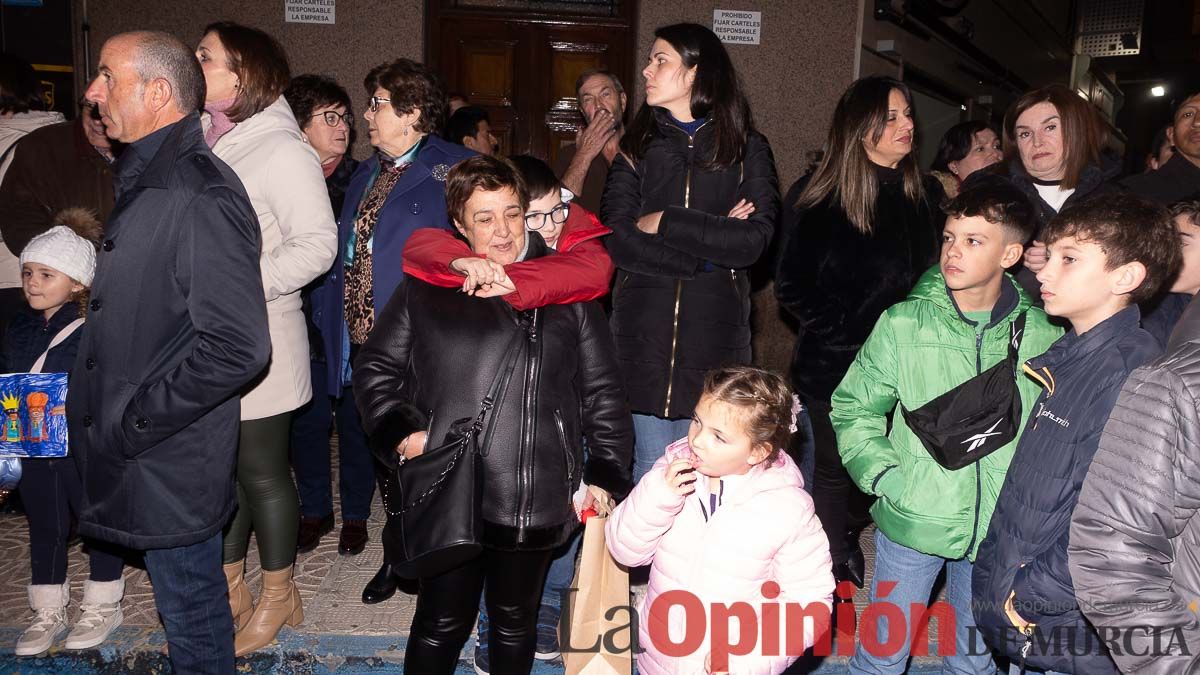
top-left (427, 0), bottom-right (636, 163)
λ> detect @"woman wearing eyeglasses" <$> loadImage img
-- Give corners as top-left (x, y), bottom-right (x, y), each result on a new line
top-left (400, 154), bottom-right (614, 668)
top-left (402, 153), bottom-right (613, 308)
top-left (195, 22), bottom-right (338, 656)
top-left (282, 74), bottom-right (368, 559)
top-left (312, 58), bottom-right (475, 609)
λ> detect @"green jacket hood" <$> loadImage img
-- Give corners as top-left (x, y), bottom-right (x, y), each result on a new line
top-left (908, 265), bottom-right (1032, 327)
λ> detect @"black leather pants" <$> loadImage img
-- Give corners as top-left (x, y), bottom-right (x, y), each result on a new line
top-left (404, 547), bottom-right (554, 674)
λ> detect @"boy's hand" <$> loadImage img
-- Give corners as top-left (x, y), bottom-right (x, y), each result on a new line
top-left (451, 257), bottom-right (510, 294)
top-left (665, 457), bottom-right (698, 496)
top-left (471, 276), bottom-right (517, 298)
top-left (1023, 240), bottom-right (1048, 273)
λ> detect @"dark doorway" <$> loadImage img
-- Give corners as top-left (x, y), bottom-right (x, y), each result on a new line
top-left (426, 0), bottom-right (637, 164)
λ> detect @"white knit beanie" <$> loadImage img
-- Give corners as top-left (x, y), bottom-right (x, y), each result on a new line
top-left (20, 225), bottom-right (97, 287)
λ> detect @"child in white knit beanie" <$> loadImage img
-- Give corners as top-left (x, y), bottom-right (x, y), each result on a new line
top-left (19, 208), bottom-right (102, 321)
top-left (10, 208), bottom-right (123, 659)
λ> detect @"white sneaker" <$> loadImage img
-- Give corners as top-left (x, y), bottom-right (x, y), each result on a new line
top-left (65, 579), bottom-right (124, 650)
top-left (15, 583), bottom-right (70, 656)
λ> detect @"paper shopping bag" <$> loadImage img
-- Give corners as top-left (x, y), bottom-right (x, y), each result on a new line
top-left (561, 514), bottom-right (633, 675)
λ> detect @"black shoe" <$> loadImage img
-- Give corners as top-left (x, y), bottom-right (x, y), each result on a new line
top-left (338, 519), bottom-right (369, 556)
top-left (362, 562), bottom-right (400, 604)
top-left (833, 562), bottom-right (862, 589)
top-left (297, 513), bottom-right (335, 553)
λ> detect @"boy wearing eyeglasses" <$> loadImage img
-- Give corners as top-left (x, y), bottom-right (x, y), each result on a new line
top-left (401, 153), bottom-right (611, 671)
top-left (402, 154), bottom-right (613, 308)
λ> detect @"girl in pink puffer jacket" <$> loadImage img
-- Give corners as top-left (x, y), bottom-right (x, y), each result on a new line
top-left (607, 366), bottom-right (835, 674)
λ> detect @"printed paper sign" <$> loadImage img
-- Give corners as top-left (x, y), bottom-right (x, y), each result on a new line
top-left (0, 372), bottom-right (69, 458)
top-left (285, 0), bottom-right (336, 25)
top-left (713, 9), bottom-right (762, 45)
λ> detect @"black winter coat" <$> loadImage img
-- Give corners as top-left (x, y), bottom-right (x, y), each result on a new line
top-left (601, 113), bottom-right (779, 419)
top-left (353, 235), bottom-right (633, 553)
top-left (1118, 152), bottom-right (1200, 205)
top-left (302, 155), bottom-right (359, 362)
top-left (68, 115), bottom-right (271, 550)
top-left (775, 166), bottom-right (943, 403)
top-left (1, 305), bottom-right (83, 374)
top-left (973, 306), bottom-right (1158, 674)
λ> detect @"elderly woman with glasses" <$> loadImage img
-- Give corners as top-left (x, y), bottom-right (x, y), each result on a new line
top-left (312, 58), bottom-right (475, 607)
top-left (354, 155), bottom-right (631, 675)
top-left (282, 74), bottom-right (370, 558)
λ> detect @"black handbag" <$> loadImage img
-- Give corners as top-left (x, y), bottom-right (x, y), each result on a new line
top-left (380, 327), bottom-right (525, 578)
top-left (900, 313), bottom-right (1027, 471)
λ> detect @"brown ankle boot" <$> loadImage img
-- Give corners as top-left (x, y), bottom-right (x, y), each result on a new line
top-left (223, 560), bottom-right (253, 631)
top-left (234, 566), bottom-right (303, 656)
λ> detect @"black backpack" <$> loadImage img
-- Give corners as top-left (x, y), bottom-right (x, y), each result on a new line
top-left (900, 313), bottom-right (1027, 471)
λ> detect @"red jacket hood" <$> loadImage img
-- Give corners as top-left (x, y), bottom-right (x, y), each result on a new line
top-left (556, 203), bottom-right (610, 252)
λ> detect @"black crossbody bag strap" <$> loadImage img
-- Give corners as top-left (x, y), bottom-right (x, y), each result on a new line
top-left (1008, 312), bottom-right (1028, 370)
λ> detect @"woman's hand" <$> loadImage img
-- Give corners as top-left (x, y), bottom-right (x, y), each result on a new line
top-left (1023, 240), bottom-right (1048, 273)
top-left (665, 457), bottom-right (698, 497)
top-left (451, 257), bottom-right (511, 295)
top-left (581, 484), bottom-right (615, 516)
top-left (397, 431), bottom-right (428, 460)
top-left (636, 211), bottom-right (663, 235)
top-left (727, 199), bottom-right (755, 220)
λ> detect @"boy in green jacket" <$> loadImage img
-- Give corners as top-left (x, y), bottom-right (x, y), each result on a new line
top-left (831, 181), bottom-right (1062, 673)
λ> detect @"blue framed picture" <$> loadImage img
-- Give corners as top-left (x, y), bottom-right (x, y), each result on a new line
top-left (0, 372), bottom-right (69, 457)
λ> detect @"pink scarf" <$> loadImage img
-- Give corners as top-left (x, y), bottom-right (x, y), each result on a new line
top-left (204, 98), bottom-right (237, 147)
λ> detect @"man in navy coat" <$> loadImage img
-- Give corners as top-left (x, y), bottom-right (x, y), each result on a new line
top-left (70, 31), bottom-right (269, 673)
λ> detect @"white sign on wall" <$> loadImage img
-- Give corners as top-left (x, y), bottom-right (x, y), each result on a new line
top-left (285, 0), bottom-right (336, 25)
top-left (712, 9), bottom-right (761, 45)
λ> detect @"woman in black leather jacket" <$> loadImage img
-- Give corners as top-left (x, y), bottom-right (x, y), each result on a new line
top-left (601, 22), bottom-right (779, 484)
top-left (353, 156), bottom-right (632, 675)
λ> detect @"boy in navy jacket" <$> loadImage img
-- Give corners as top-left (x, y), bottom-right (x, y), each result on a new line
top-left (973, 194), bottom-right (1182, 674)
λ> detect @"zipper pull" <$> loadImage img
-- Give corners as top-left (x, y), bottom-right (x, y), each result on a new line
top-left (1018, 625), bottom-right (1034, 674)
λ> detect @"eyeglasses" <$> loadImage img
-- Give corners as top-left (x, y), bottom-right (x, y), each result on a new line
top-left (312, 110), bottom-right (353, 127)
top-left (524, 203), bottom-right (569, 231)
top-left (367, 96), bottom-right (391, 113)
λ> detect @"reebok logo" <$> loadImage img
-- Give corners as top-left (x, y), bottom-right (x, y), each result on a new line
top-left (962, 418), bottom-right (1004, 452)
